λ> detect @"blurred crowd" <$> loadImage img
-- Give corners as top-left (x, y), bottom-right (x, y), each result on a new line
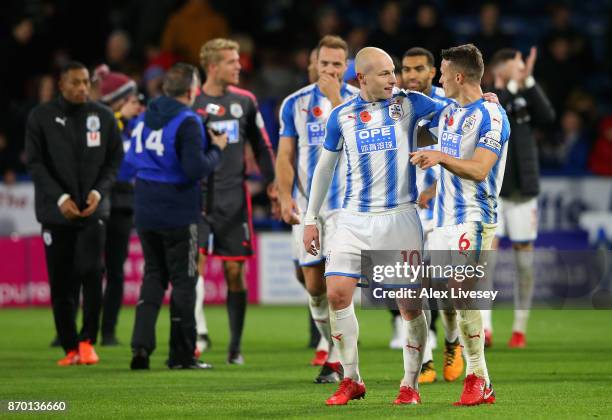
top-left (1, 0), bottom-right (611, 189)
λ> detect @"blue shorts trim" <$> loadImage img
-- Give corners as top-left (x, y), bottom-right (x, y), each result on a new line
top-left (299, 258), bottom-right (325, 267)
top-left (324, 271), bottom-right (362, 279)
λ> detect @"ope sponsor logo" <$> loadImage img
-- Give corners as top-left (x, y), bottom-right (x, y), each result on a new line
top-left (355, 125), bottom-right (397, 154)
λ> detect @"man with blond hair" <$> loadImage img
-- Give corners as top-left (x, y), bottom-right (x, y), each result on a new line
top-left (193, 38), bottom-right (276, 365)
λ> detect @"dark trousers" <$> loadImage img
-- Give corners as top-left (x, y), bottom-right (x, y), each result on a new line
top-left (101, 208), bottom-right (133, 337)
top-left (131, 224), bottom-right (198, 363)
top-left (43, 220), bottom-right (105, 352)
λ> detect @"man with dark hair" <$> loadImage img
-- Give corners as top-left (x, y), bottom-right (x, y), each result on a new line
top-left (126, 62), bottom-right (228, 370)
top-left (25, 61), bottom-right (124, 366)
top-left (411, 43), bottom-right (510, 406)
top-left (483, 47), bottom-right (555, 348)
top-left (277, 35), bottom-right (359, 383)
top-left (194, 38), bottom-right (276, 365)
top-left (400, 46), bottom-right (463, 385)
top-left (439, 44), bottom-right (485, 81)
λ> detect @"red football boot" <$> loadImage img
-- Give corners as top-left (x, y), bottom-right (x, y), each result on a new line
top-left (326, 378), bottom-right (366, 405)
top-left (311, 350), bottom-right (328, 366)
top-left (57, 350), bottom-right (80, 366)
top-left (454, 374), bottom-right (495, 406)
top-left (484, 329), bottom-right (493, 348)
top-left (508, 331), bottom-right (526, 348)
top-left (393, 386), bottom-right (421, 405)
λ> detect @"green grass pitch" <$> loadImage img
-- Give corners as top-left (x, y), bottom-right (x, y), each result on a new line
top-left (1, 306), bottom-right (611, 418)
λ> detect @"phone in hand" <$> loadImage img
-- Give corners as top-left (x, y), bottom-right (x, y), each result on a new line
top-left (210, 127), bottom-right (225, 136)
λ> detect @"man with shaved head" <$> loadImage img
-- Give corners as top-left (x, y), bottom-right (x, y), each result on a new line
top-left (303, 46), bottom-right (446, 406)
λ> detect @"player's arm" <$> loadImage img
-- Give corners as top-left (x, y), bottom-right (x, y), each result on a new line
top-left (406, 91), bottom-right (445, 148)
top-left (524, 82), bottom-right (555, 125)
top-left (245, 100), bottom-right (275, 186)
top-left (411, 108), bottom-right (509, 182)
top-left (25, 109), bottom-right (65, 201)
top-left (411, 147), bottom-right (499, 183)
top-left (417, 120), bottom-right (439, 147)
top-left (515, 46), bottom-right (555, 125)
top-left (275, 136), bottom-right (300, 224)
top-left (303, 149), bottom-right (340, 255)
top-left (417, 182), bottom-right (437, 209)
top-left (91, 112), bottom-right (124, 200)
top-left (303, 106), bottom-right (343, 255)
top-left (276, 95), bottom-right (301, 224)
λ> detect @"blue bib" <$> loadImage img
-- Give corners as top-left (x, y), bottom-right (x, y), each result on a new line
top-left (125, 109), bottom-right (204, 184)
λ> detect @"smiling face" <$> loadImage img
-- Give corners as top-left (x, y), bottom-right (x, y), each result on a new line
top-left (358, 50), bottom-right (396, 100)
top-left (316, 46), bottom-right (347, 82)
top-left (401, 54), bottom-right (436, 93)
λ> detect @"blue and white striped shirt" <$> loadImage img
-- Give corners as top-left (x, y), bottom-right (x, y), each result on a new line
top-left (428, 98), bottom-right (511, 227)
top-left (279, 83), bottom-right (359, 212)
top-left (416, 86), bottom-right (454, 223)
top-left (323, 89), bottom-right (442, 213)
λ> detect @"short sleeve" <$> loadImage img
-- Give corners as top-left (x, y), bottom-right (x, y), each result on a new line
top-left (323, 106), bottom-right (343, 152)
top-left (407, 90), bottom-right (445, 120)
top-left (476, 103), bottom-right (511, 157)
top-left (279, 95), bottom-right (297, 138)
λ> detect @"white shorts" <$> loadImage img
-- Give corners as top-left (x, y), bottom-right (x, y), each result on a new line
top-left (496, 197), bottom-right (538, 242)
top-left (324, 206), bottom-right (423, 279)
top-left (429, 222), bottom-right (496, 270)
top-left (292, 210), bottom-right (339, 266)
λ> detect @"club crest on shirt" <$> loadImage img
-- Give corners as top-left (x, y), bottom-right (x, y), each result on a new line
top-left (206, 103), bottom-right (225, 116)
top-left (461, 114), bottom-right (478, 133)
top-left (86, 114), bottom-right (101, 147)
top-left (86, 114), bottom-right (100, 131)
top-left (230, 103), bottom-right (243, 118)
top-left (388, 103), bottom-right (403, 121)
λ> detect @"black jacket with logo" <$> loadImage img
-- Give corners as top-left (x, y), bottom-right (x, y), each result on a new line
top-left (494, 83), bottom-right (555, 198)
top-left (25, 96), bottom-right (123, 226)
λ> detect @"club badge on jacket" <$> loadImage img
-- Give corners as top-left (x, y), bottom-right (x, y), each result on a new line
top-left (87, 114), bottom-right (101, 147)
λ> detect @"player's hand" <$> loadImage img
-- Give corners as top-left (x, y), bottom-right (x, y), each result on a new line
top-left (410, 150), bottom-right (443, 170)
top-left (482, 92), bottom-right (499, 104)
top-left (267, 183), bottom-right (281, 220)
top-left (59, 198), bottom-right (81, 220)
top-left (417, 187), bottom-right (436, 209)
top-left (81, 191), bottom-right (101, 217)
top-left (280, 197), bottom-right (301, 225)
top-left (523, 47), bottom-right (537, 80)
top-left (318, 74), bottom-right (342, 106)
top-left (303, 224), bottom-right (321, 256)
top-left (208, 129), bottom-right (228, 151)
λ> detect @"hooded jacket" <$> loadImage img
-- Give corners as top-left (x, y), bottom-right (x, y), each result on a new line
top-left (133, 96), bottom-right (222, 230)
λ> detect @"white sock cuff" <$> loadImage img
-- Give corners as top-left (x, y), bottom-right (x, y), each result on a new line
top-left (404, 312), bottom-right (425, 327)
top-left (514, 249), bottom-right (535, 269)
top-left (458, 309), bottom-right (481, 323)
top-left (334, 303), bottom-right (355, 320)
top-left (309, 294), bottom-right (327, 307)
